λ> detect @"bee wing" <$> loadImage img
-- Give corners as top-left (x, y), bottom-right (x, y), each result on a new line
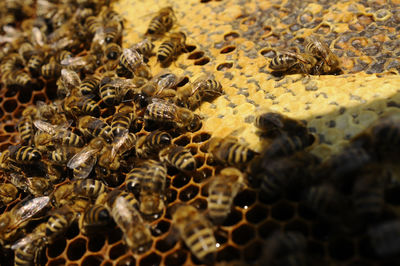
top-left (33, 120), bottom-right (57, 134)
top-left (122, 48), bottom-right (144, 70)
top-left (67, 147), bottom-right (98, 169)
top-left (61, 56), bottom-right (86, 67)
top-left (149, 98), bottom-right (177, 120)
top-left (50, 37), bottom-right (73, 51)
top-left (31, 27), bottom-right (46, 47)
top-left (11, 196), bottom-right (50, 226)
top-left (111, 129), bottom-right (130, 158)
top-left (11, 234), bottom-right (38, 250)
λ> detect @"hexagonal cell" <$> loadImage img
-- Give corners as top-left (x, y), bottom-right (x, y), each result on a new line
top-left (194, 57), bottom-right (210, 66)
top-left (166, 187), bottom-right (178, 203)
top-left (222, 208), bottom-right (242, 227)
top-left (260, 48), bottom-right (276, 59)
top-left (220, 46), bottom-right (236, 54)
top-left (3, 99), bottom-right (18, 113)
top-left (224, 32), bottom-right (240, 41)
top-left (243, 240), bottom-right (263, 262)
top-left (67, 237), bottom-right (87, 261)
top-left (173, 135), bottom-right (191, 146)
top-left (270, 200), bottom-right (295, 221)
top-left (88, 234), bottom-right (106, 252)
top-left (193, 167), bottom-right (212, 183)
top-left (172, 173), bottom-right (191, 188)
top-left (188, 51), bottom-right (204, 60)
top-left (139, 252), bottom-right (162, 266)
top-left (65, 222), bottom-right (80, 239)
top-left (258, 220), bottom-right (281, 239)
top-left (216, 245), bottom-right (241, 262)
top-left (152, 219), bottom-right (170, 237)
top-left (192, 132), bottom-right (211, 143)
top-left (165, 249), bottom-right (187, 266)
top-left (109, 242), bottom-right (127, 260)
top-left (328, 237), bottom-right (355, 261)
top-left (179, 185), bottom-right (199, 202)
top-left (47, 237), bottom-right (66, 258)
top-left (234, 189), bottom-right (256, 209)
top-left (246, 204), bottom-right (269, 224)
top-left (102, 261), bottom-right (113, 266)
top-left (232, 224), bottom-right (255, 245)
top-left (191, 197), bottom-right (207, 211)
top-left (194, 155), bottom-right (205, 169)
top-left (216, 62), bottom-right (233, 71)
top-left (18, 87), bottom-right (33, 103)
top-left (81, 255), bottom-right (103, 266)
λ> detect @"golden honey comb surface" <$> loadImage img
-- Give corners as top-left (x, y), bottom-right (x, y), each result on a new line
top-left (0, 0), bottom-right (400, 265)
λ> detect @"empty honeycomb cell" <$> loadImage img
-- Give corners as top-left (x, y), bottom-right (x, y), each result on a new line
top-left (81, 255), bottom-right (103, 266)
top-left (270, 200), bottom-right (295, 221)
top-left (243, 240), bottom-right (262, 262)
top-left (88, 234), bottom-right (106, 252)
top-left (191, 197), bottom-right (207, 211)
top-left (32, 93), bottom-right (46, 104)
top-left (241, 16), bottom-right (256, 26)
top-left (192, 132), bottom-right (211, 143)
top-left (47, 238), bottom-right (67, 258)
top-left (284, 219), bottom-right (309, 236)
top-left (328, 237), bottom-right (355, 261)
top-left (224, 32), bottom-right (240, 41)
top-left (177, 76), bottom-right (189, 87)
top-left (220, 46), bottom-right (236, 54)
top-left (373, 9), bottom-right (392, 21)
top-left (232, 224), bottom-right (255, 245)
top-left (139, 252), bottom-right (162, 266)
top-left (222, 208), bottom-right (242, 226)
top-left (165, 249), bottom-right (187, 266)
top-left (152, 220), bottom-right (170, 237)
top-left (187, 51), bottom-right (204, 60)
top-left (234, 189), bottom-right (256, 209)
top-left (194, 155), bottom-right (205, 168)
top-left (48, 258), bottom-right (66, 266)
top-left (173, 135), bottom-right (191, 146)
top-left (67, 238), bottom-right (87, 261)
top-left (5, 88), bottom-right (18, 98)
top-left (17, 86), bottom-right (33, 103)
top-left (166, 187), bottom-right (177, 203)
top-left (351, 37), bottom-right (369, 49)
top-left (172, 173), bottom-right (191, 188)
top-left (185, 45), bottom-right (197, 53)
top-left (103, 261), bottom-right (113, 266)
top-left (215, 228), bottom-right (228, 246)
top-left (260, 48), bottom-right (276, 59)
top-left (315, 23), bottom-right (331, 34)
top-left (109, 243), bottom-right (127, 260)
top-left (358, 14), bottom-right (375, 25)
top-left (246, 204), bottom-right (269, 224)
top-left (216, 62), bottom-right (233, 71)
top-left (179, 185), bottom-right (199, 201)
top-left (3, 125), bottom-right (14, 133)
top-left (3, 99), bottom-right (17, 113)
top-left (194, 57), bottom-right (210, 65)
top-left (216, 245), bottom-right (241, 262)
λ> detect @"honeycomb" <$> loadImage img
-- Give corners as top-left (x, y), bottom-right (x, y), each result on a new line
top-left (1, 0), bottom-right (400, 265)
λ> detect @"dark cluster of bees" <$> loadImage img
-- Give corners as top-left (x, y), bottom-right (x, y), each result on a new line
top-left (0, 0), bottom-right (400, 266)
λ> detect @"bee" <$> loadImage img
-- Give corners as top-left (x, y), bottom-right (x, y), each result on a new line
top-left (27, 50), bottom-right (45, 77)
top-left (49, 146), bottom-right (81, 165)
top-left (111, 105), bottom-right (135, 137)
top-left (269, 51), bottom-right (317, 75)
top-left (176, 76), bottom-right (223, 110)
top-left (207, 167), bottom-right (246, 224)
top-left (263, 133), bottom-right (316, 158)
top-left (85, 16), bottom-right (102, 35)
top-left (110, 130), bottom-right (137, 159)
top-left (254, 112), bottom-right (309, 138)
top-left (45, 205), bottom-right (76, 244)
top-left (17, 112), bottom-right (35, 144)
top-left (36, 101), bottom-right (67, 125)
top-left (55, 50), bottom-right (74, 64)
top-left (305, 35), bottom-right (340, 74)
top-left (0, 182), bottom-right (18, 206)
top-left (130, 38), bottom-right (154, 59)
top-left (157, 31), bottom-right (187, 66)
top-left (79, 74), bottom-right (101, 95)
top-left (368, 220), bottom-right (400, 257)
top-left (135, 130), bottom-right (172, 158)
top-left (67, 137), bottom-right (105, 180)
top-left (60, 54), bottom-right (99, 74)
top-left (18, 42), bottom-right (34, 62)
top-left (80, 204), bottom-right (113, 235)
top-left (260, 231), bottom-right (307, 265)
top-left (117, 48), bottom-right (152, 79)
top-left (41, 58), bottom-right (62, 79)
top-left (77, 115), bottom-right (113, 143)
top-left (8, 145), bottom-right (42, 163)
top-left (146, 7), bottom-right (175, 37)
top-left (172, 204), bottom-right (217, 263)
top-left (60, 68), bottom-right (81, 92)
top-left (3, 69), bottom-right (32, 88)
top-left (126, 160), bottom-right (167, 217)
top-left (207, 137), bottom-right (257, 166)
top-left (140, 71), bottom-right (181, 100)
top-left (105, 42), bottom-right (122, 60)
top-left (33, 120), bottom-right (84, 148)
top-left (52, 183), bottom-right (75, 208)
top-left (9, 173), bottom-right (53, 197)
top-left (99, 76), bottom-right (141, 106)
top-left (0, 196), bottom-right (50, 245)
top-left (73, 179), bottom-right (106, 200)
top-left (104, 190), bottom-right (152, 253)
top-left (63, 90), bottom-right (101, 118)
top-left (104, 20), bottom-right (123, 44)
top-left (145, 98), bottom-right (202, 132)
top-left (159, 145), bottom-right (196, 171)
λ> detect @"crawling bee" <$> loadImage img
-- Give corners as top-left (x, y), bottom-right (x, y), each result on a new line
top-left (140, 71), bottom-right (181, 100)
top-left (207, 137), bottom-right (257, 166)
top-left (8, 145), bottom-right (42, 163)
top-left (176, 75), bottom-right (223, 110)
top-left (0, 182), bottom-right (18, 206)
top-left (17, 109), bottom-right (36, 144)
top-left (45, 205), bottom-right (76, 244)
top-left (145, 98), bottom-right (202, 132)
top-left (146, 7), bottom-right (176, 37)
top-left (77, 115), bottom-right (114, 143)
top-left (263, 133), bottom-right (316, 158)
top-left (67, 137), bottom-right (105, 180)
top-left (63, 89), bottom-right (101, 117)
top-left (41, 57), bottom-right (62, 79)
top-left (49, 146), bottom-right (81, 165)
top-left (73, 179), bottom-right (106, 200)
top-left (111, 105), bottom-right (135, 137)
top-left (79, 74), bottom-right (101, 95)
top-left (159, 145), bottom-right (196, 171)
top-left (99, 76), bottom-right (142, 106)
top-left (130, 38), bottom-right (155, 59)
top-left (207, 167), bottom-right (246, 224)
top-left (117, 48), bottom-right (152, 79)
top-left (172, 204), bottom-right (217, 263)
top-left (60, 54), bottom-right (99, 74)
top-left (104, 20), bottom-right (123, 44)
top-left (126, 160), bottom-right (167, 218)
top-left (135, 130), bottom-right (172, 158)
top-left (57, 68), bottom-right (81, 97)
top-left (157, 31), bottom-right (187, 66)
top-left (80, 204), bottom-right (113, 235)
top-left (305, 35), bottom-right (340, 74)
top-left (9, 173), bottom-right (53, 197)
top-left (269, 51), bottom-right (317, 75)
top-left (3, 69), bottom-right (32, 88)
top-left (27, 50), bottom-right (45, 77)
top-left (254, 112), bottom-right (309, 138)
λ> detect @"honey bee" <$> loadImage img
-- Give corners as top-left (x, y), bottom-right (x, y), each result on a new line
top-left (140, 71), bottom-right (182, 102)
top-left (135, 130), bottom-right (172, 158)
top-left (8, 145), bottom-right (42, 163)
top-left (207, 167), bottom-right (246, 224)
top-left (3, 69), bottom-right (32, 88)
top-left (45, 205), bottom-right (76, 244)
top-left (105, 42), bottom-right (122, 60)
top-left (207, 137), bottom-right (257, 166)
top-left (99, 76), bottom-right (142, 106)
top-left (60, 54), bottom-right (99, 74)
top-left (67, 137), bottom-right (105, 180)
top-left (49, 146), bottom-right (81, 165)
top-left (36, 101), bottom-right (67, 125)
top-left (146, 7), bottom-right (175, 37)
top-left (260, 231), bottom-right (307, 265)
top-left (130, 38), bottom-right (154, 59)
top-left (176, 76), bottom-right (223, 110)
top-left (368, 220), bottom-right (400, 257)
top-left (52, 182), bottom-right (75, 208)
top-left (0, 196), bottom-right (50, 245)
top-left (159, 145), bottom-right (197, 171)
top-left (41, 58), bottom-right (62, 79)
top-left (79, 74), bottom-right (101, 95)
top-left (269, 51), bottom-right (317, 75)
top-left (254, 112), bottom-right (309, 138)
top-left (18, 42), bottom-right (34, 62)
top-left (172, 204), bottom-right (217, 263)
top-left (9, 173), bottom-right (53, 197)
top-left (55, 50), bottom-right (74, 64)
top-left (85, 16), bottom-right (102, 35)
top-left (33, 120), bottom-right (84, 148)
top-left (104, 20), bottom-right (122, 44)
top-left (157, 31), bottom-right (186, 66)
top-left (263, 133), bottom-right (316, 158)
top-left (77, 115), bottom-right (114, 143)
top-left (104, 190), bottom-right (152, 253)
top-left (17, 111), bottom-right (35, 144)
top-left (111, 105), bottom-right (135, 137)
top-left (117, 48), bottom-right (152, 79)
top-left (27, 50), bottom-right (45, 77)
top-left (145, 98), bottom-right (202, 132)
top-left (73, 179), bottom-right (107, 200)
top-left (0, 182), bottom-right (18, 206)
top-left (60, 68), bottom-right (81, 93)
top-left (305, 35), bottom-right (340, 74)
top-left (80, 204), bottom-right (113, 235)
top-left (126, 159), bottom-right (167, 217)
top-left (63, 90), bottom-right (101, 118)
